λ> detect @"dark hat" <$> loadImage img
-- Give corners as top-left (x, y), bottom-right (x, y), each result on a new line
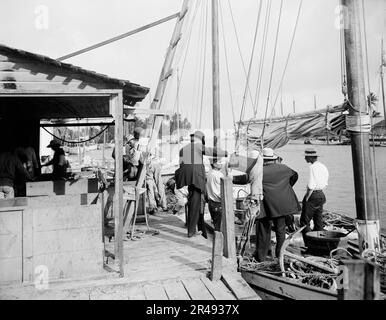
top-left (190, 130), bottom-right (205, 141)
top-left (47, 139), bottom-right (61, 148)
top-left (133, 127), bottom-right (144, 139)
top-left (304, 147), bottom-right (319, 157)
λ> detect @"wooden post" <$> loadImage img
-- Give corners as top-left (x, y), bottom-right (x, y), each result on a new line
top-left (220, 176), bottom-right (236, 260)
top-left (212, 0), bottom-right (220, 148)
top-left (210, 231), bottom-right (223, 281)
top-left (113, 93), bottom-right (124, 277)
top-left (342, 0), bottom-right (380, 251)
top-left (338, 259), bottom-right (380, 300)
top-left (102, 129), bottom-right (106, 167)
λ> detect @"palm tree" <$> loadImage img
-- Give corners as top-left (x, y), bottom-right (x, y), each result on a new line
top-left (367, 92), bottom-right (380, 117)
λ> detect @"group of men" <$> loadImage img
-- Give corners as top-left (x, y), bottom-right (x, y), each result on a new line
top-left (0, 139), bottom-right (66, 199)
top-left (174, 130), bottom-right (329, 262)
top-left (112, 127), bottom-right (167, 213)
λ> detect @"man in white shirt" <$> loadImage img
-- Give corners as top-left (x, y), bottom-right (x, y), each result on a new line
top-left (206, 158), bottom-right (225, 231)
top-left (300, 147), bottom-right (329, 240)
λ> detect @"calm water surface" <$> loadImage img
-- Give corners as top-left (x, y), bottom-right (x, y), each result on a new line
top-left (161, 139), bottom-right (386, 229)
top-left (276, 144), bottom-right (386, 229)
top-left (80, 139), bottom-right (386, 229)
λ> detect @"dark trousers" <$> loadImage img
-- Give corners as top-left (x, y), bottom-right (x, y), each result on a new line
top-left (255, 216), bottom-right (286, 262)
top-left (300, 190), bottom-right (326, 240)
top-left (187, 185), bottom-right (207, 238)
top-left (208, 199), bottom-right (222, 231)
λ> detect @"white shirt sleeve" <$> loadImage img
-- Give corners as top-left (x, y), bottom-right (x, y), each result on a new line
top-left (308, 165), bottom-right (316, 190)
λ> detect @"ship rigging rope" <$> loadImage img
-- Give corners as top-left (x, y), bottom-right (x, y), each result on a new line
top-left (260, 0), bottom-right (284, 147)
top-left (191, 0), bottom-right (205, 126)
top-left (239, 0), bottom-right (264, 125)
top-left (339, 0), bottom-right (348, 98)
top-left (268, 0), bottom-right (303, 120)
top-left (219, 1), bottom-right (237, 133)
top-left (42, 125), bottom-right (110, 145)
top-left (171, 0), bottom-right (201, 115)
top-left (198, 0), bottom-right (209, 128)
top-left (252, 0), bottom-right (272, 118)
top-left (235, 0), bottom-right (269, 150)
top-left (227, 0), bottom-right (255, 107)
top-left (361, 0), bottom-right (381, 220)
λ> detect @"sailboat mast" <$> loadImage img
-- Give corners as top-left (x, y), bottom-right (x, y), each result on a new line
top-left (342, 0), bottom-right (380, 251)
top-left (381, 38), bottom-right (386, 125)
top-left (212, 0), bottom-right (220, 148)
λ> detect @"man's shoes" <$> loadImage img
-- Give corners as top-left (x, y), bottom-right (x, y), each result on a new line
top-left (188, 231), bottom-right (202, 238)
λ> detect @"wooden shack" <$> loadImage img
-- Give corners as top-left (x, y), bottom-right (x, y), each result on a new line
top-left (0, 44), bottom-right (149, 285)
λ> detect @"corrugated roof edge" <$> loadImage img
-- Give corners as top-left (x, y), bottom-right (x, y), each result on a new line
top-left (0, 44), bottom-right (149, 103)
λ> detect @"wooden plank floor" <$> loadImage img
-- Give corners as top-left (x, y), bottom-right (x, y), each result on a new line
top-left (0, 213), bottom-right (260, 300)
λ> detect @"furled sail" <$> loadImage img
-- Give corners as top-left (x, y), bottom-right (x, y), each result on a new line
top-left (241, 104), bottom-right (347, 149)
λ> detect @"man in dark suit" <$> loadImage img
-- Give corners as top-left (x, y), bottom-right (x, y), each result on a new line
top-left (175, 131), bottom-right (228, 238)
top-left (255, 148), bottom-right (300, 262)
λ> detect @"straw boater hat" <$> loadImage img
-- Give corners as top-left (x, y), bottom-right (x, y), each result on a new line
top-left (47, 140), bottom-right (61, 148)
top-left (304, 147), bottom-right (319, 157)
top-left (262, 148), bottom-right (278, 160)
top-left (190, 130), bottom-right (205, 141)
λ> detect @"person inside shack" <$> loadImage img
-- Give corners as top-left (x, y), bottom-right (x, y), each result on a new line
top-left (41, 139), bottom-right (68, 180)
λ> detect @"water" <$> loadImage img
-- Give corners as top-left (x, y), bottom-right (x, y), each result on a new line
top-left (160, 139), bottom-right (386, 230)
top-left (276, 143), bottom-right (386, 229)
top-left (72, 139), bottom-right (386, 230)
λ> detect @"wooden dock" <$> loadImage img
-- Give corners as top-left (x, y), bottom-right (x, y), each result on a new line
top-left (0, 213), bottom-right (260, 300)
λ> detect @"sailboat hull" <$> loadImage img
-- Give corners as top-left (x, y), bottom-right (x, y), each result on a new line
top-left (241, 270), bottom-right (338, 300)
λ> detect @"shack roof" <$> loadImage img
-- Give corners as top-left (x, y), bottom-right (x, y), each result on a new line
top-left (0, 44), bottom-right (149, 118)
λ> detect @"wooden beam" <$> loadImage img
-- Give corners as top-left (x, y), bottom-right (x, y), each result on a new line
top-left (338, 259), bottom-right (380, 300)
top-left (220, 176), bottom-right (236, 260)
top-left (57, 13), bottom-right (180, 61)
top-left (41, 121), bottom-right (114, 127)
top-left (124, 107), bottom-right (173, 116)
top-left (210, 231), bottom-right (223, 281)
top-left (112, 93), bottom-right (124, 277)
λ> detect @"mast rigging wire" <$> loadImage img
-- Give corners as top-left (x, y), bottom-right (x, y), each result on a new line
top-left (219, 0), bottom-right (237, 133)
top-left (361, 0), bottom-right (381, 220)
top-left (235, 0), bottom-right (266, 150)
top-left (198, 0), bottom-right (210, 128)
top-left (190, 0), bottom-right (205, 127)
top-left (260, 0), bottom-right (284, 147)
top-left (239, 0), bottom-right (264, 124)
top-left (252, 0), bottom-right (273, 118)
top-left (227, 0), bottom-right (255, 107)
top-left (171, 0), bottom-right (201, 116)
top-left (268, 0), bottom-right (303, 119)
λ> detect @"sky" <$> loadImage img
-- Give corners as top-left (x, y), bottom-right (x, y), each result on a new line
top-left (0, 0), bottom-right (385, 131)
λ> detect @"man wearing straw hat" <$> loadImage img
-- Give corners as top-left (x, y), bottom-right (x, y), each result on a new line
top-left (300, 147), bottom-right (329, 240)
top-left (254, 147), bottom-right (300, 262)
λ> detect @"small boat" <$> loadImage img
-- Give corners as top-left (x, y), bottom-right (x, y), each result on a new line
top-left (86, 144), bottom-right (98, 151)
top-left (238, 210), bottom-right (385, 300)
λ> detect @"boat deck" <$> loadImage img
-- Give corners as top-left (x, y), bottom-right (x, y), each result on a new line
top-left (0, 213), bottom-right (259, 300)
